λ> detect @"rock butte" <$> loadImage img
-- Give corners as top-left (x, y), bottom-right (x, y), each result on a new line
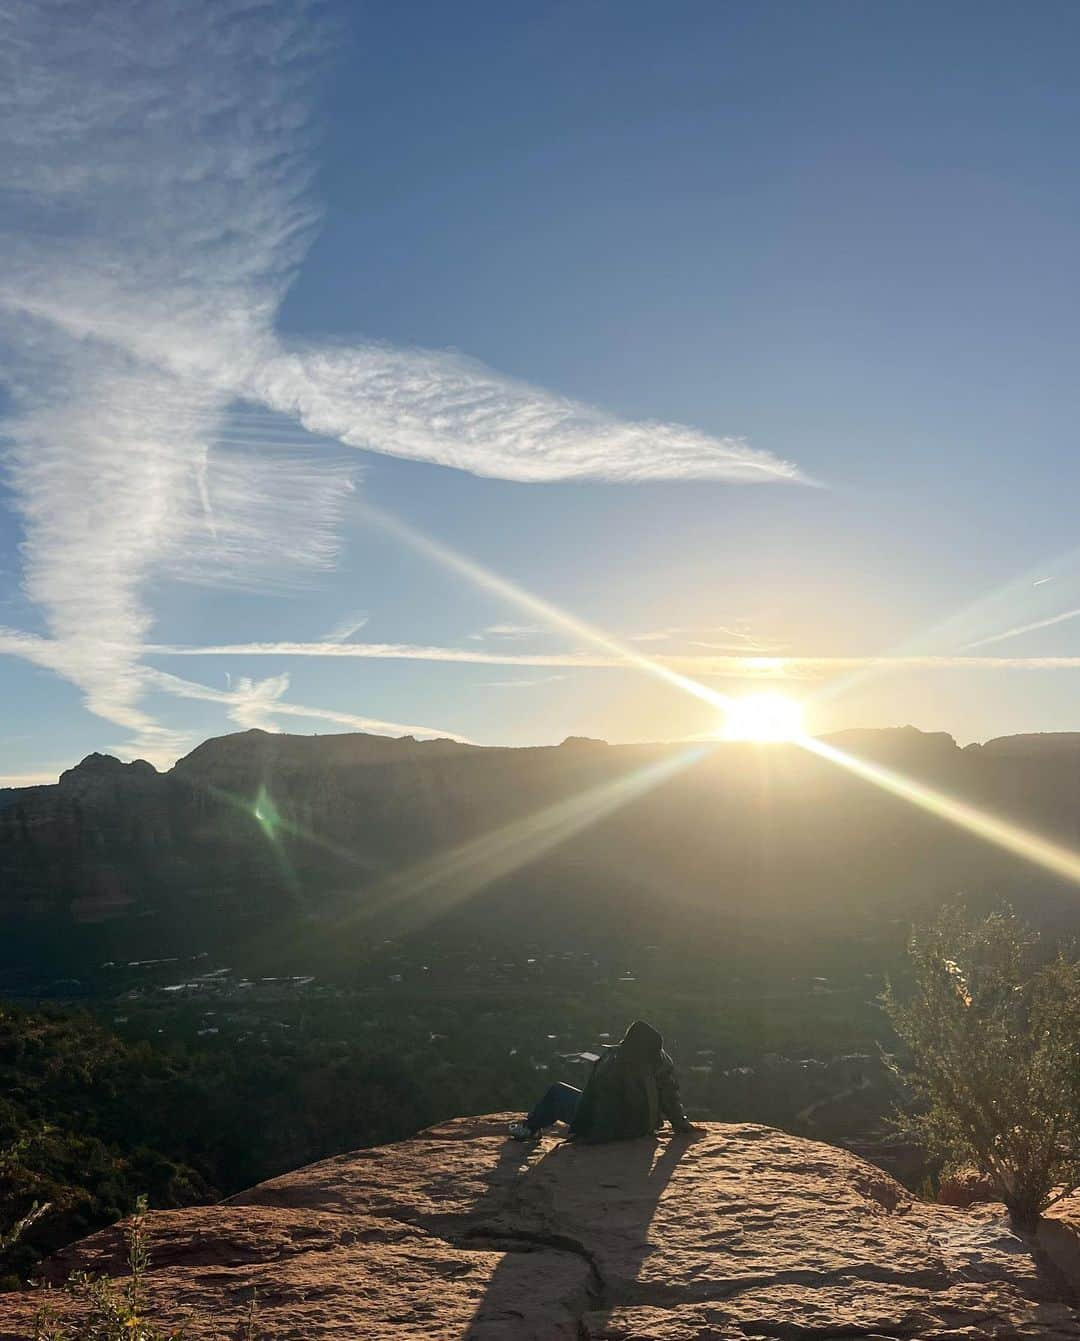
top-left (3, 1117), bottom-right (1080, 1339)
top-left (10, 725), bottom-right (1080, 936)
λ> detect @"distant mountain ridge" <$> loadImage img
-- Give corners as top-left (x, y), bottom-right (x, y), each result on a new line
top-left (10, 723), bottom-right (1080, 805)
top-left (5, 725), bottom-right (1080, 971)
top-left (976, 731), bottom-right (1080, 756)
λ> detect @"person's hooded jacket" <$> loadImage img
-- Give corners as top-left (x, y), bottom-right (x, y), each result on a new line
top-left (569, 1020), bottom-right (690, 1143)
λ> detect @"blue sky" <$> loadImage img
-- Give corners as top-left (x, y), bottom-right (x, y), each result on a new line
top-left (4, 0), bottom-right (1080, 784)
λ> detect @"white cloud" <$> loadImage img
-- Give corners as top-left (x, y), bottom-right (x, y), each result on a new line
top-left (167, 429), bottom-right (357, 593)
top-left (249, 343), bottom-right (805, 486)
top-left (321, 612), bottom-right (369, 642)
top-left (143, 667), bottom-right (470, 742)
top-left (0, 1), bottom-right (335, 758)
top-left (468, 623), bottom-right (542, 641)
top-left (141, 638), bottom-right (1080, 676)
top-left (0, 629), bottom-right (54, 664)
top-left (148, 640), bottom-right (618, 666)
top-left (629, 625), bottom-right (770, 649)
top-left (0, 0), bottom-right (806, 765)
top-left (480, 676), bottom-right (568, 688)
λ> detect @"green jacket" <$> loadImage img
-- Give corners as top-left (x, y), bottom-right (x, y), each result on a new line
top-left (569, 1021), bottom-right (687, 1143)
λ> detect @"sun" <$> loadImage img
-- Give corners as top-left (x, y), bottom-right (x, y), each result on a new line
top-left (721, 693), bottom-right (805, 742)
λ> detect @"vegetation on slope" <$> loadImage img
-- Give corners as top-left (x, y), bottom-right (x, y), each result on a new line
top-left (0, 932), bottom-right (902, 1284)
top-left (0, 1006), bottom-right (210, 1285)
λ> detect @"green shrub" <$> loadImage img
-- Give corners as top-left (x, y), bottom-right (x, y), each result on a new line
top-left (884, 904), bottom-right (1080, 1231)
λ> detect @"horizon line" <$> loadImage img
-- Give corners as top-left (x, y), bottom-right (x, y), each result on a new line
top-left (4, 720), bottom-right (1072, 791)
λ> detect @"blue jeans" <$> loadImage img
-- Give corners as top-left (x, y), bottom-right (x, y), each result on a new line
top-left (527, 1081), bottom-right (582, 1132)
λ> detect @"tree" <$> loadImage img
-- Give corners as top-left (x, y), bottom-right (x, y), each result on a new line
top-left (884, 903), bottom-right (1080, 1231)
top-left (0, 1134), bottom-right (50, 1284)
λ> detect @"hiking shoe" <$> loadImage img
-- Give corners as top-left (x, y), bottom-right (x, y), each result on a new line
top-left (508, 1120), bottom-right (539, 1141)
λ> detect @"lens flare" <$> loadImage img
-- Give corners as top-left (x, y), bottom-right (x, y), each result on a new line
top-left (253, 785), bottom-right (282, 840)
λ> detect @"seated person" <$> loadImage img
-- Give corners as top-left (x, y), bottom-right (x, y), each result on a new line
top-left (509, 1019), bottom-right (695, 1142)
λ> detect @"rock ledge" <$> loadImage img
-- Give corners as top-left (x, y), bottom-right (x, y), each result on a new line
top-left (2, 1117), bottom-right (1079, 1339)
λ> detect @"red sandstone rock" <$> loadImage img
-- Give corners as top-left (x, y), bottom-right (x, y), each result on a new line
top-left (1, 1117), bottom-right (1078, 1339)
top-left (936, 1166), bottom-right (999, 1208)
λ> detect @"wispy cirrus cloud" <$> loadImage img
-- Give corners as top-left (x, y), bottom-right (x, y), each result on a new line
top-left (320, 612), bottom-right (369, 643)
top-left (468, 623), bottom-right (542, 641)
top-left (480, 676), bottom-right (568, 688)
top-left (148, 640), bottom-right (604, 667)
top-left (629, 625), bottom-right (758, 643)
top-left (144, 639), bottom-right (1080, 676)
top-left (627, 624), bottom-right (781, 653)
top-left (0, 623), bottom-right (468, 750)
top-left (248, 344), bottom-right (803, 486)
top-left (0, 0), bottom-right (805, 764)
top-left (0, 1), bottom-right (346, 760)
top-left (142, 668), bottom-right (471, 743)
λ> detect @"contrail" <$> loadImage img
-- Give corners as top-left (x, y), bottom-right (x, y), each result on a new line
top-left (965, 607), bottom-right (1080, 650)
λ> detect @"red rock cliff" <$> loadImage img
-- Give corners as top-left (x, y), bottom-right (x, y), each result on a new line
top-left (2, 1117), bottom-right (1080, 1338)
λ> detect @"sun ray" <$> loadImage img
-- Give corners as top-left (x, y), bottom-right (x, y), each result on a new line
top-left (206, 498), bottom-right (1080, 904)
top-left (336, 746), bottom-right (706, 935)
top-left (801, 736), bottom-right (1080, 887)
top-left (354, 500), bottom-right (731, 712)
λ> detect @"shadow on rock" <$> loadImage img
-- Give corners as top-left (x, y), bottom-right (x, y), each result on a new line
top-left (458, 1127), bottom-right (699, 1339)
